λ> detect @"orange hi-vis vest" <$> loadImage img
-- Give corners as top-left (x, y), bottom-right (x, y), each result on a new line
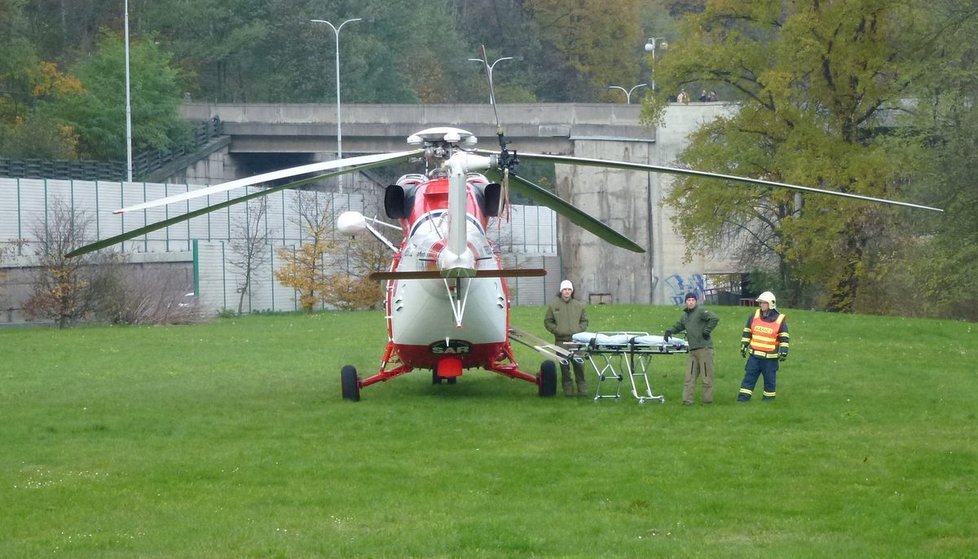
top-left (749, 309), bottom-right (785, 357)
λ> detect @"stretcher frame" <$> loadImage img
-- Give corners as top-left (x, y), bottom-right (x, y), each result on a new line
top-left (507, 326), bottom-right (578, 368)
top-left (565, 332), bottom-right (688, 404)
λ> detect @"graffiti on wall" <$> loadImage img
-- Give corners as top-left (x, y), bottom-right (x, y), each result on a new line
top-left (664, 273), bottom-right (706, 305)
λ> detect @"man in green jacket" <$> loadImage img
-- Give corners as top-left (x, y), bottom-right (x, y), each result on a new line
top-left (664, 292), bottom-right (720, 405)
top-left (545, 280), bottom-right (589, 396)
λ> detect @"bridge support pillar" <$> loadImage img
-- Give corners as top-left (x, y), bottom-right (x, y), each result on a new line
top-left (554, 138), bottom-right (656, 305)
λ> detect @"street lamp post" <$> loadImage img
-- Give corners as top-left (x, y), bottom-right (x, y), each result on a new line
top-left (607, 83), bottom-right (647, 104)
top-left (467, 55), bottom-right (517, 104)
top-left (124, 0), bottom-right (133, 183)
top-left (311, 17), bottom-right (362, 193)
top-left (644, 37), bottom-right (667, 93)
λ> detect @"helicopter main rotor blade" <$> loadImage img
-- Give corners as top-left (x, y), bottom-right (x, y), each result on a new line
top-left (369, 268), bottom-right (547, 281)
top-left (488, 170), bottom-right (645, 253)
top-left (115, 149), bottom-right (424, 214)
top-left (67, 166), bottom-right (359, 258)
top-left (480, 150), bottom-right (943, 213)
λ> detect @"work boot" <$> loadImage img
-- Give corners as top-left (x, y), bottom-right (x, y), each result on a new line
top-left (576, 381), bottom-right (589, 396)
top-left (563, 382), bottom-right (574, 397)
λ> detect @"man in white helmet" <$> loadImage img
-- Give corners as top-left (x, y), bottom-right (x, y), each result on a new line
top-left (738, 291), bottom-right (790, 402)
top-left (545, 279), bottom-right (589, 396)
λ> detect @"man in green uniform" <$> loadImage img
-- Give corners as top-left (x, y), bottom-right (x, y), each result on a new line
top-left (664, 292), bottom-right (720, 405)
top-left (545, 280), bottom-right (589, 396)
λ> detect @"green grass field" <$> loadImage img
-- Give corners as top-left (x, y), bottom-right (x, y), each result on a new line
top-left (1, 305), bottom-right (975, 558)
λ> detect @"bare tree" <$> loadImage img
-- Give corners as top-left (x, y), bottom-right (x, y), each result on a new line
top-left (21, 199), bottom-right (202, 326)
top-left (113, 267), bottom-right (202, 325)
top-left (0, 241), bottom-right (25, 263)
top-left (23, 199), bottom-right (97, 327)
top-left (228, 197), bottom-right (272, 315)
top-left (79, 251), bottom-right (200, 325)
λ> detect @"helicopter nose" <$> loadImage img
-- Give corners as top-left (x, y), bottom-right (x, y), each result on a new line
top-left (437, 246), bottom-right (477, 277)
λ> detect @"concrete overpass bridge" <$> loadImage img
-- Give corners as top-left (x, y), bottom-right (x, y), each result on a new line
top-left (180, 103), bottom-right (655, 158)
top-left (174, 102), bottom-right (739, 306)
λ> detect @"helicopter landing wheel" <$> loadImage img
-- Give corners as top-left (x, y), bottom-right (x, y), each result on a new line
top-left (538, 360), bottom-right (557, 397)
top-left (341, 365), bottom-right (360, 402)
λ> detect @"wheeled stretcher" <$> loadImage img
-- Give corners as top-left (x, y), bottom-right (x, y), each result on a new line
top-left (568, 332), bottom-right (689, 403)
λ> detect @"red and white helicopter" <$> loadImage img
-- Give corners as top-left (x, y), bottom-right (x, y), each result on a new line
top-left (68, 120), bottom-right (942, 402)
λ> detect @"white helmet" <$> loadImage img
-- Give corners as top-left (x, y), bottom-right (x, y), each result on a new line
top-left (756, 291), bottom-right (776, 309)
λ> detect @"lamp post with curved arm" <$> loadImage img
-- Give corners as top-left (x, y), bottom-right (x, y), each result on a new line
top-left (467, 55), bottom-right (517, 104)
top-left (607, 83), bottom-right (648, 104)
top-left (311, 17), bottom-right (362, 192)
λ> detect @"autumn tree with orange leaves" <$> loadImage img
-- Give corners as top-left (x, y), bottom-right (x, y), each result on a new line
top-left (274, 193), bottom-right (336, 313)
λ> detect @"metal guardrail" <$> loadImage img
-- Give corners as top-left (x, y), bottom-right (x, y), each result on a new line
top-left (0, 119), bottom-right (224, 182)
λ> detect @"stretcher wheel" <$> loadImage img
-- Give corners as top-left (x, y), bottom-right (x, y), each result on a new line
top-left (341, 365), bottom-right (360, 402)
top-left (538, 360), bottom-right (557, 397)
